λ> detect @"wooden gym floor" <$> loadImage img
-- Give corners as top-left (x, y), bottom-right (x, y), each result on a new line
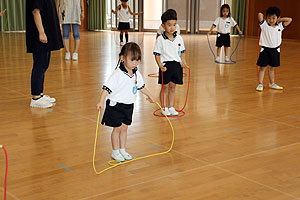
top-left (0, 31), bottom-right (300, 200)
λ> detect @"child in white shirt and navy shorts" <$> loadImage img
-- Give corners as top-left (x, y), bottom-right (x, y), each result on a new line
top-left (156, 9), bottom-right (180, 39)
top-left (96, 43), bottom-right (154, 162)
top-left (208, 4), bottom-right (242, 62)
top-left (256, 7), bottom-right (292, 91)
top-left (153, 9), bottom-right (189, 116)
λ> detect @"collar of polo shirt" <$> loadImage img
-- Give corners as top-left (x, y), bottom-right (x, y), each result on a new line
top-left (162, 31), bottom-right (178, 41)
top-left (119, 62), bottom-right (138, 78)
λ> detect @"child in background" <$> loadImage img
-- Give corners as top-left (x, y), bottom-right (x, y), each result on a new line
top-left (96, 43), bottom-right (154, 162)
top-left (256, 7), bottom-right (292, 91)
top-left (112, 0), bottom-right (143, 45)
top-left (156, 9), bottom-right (180, 39)
top-left (153, 10), bottom-right (189, 116)
top-left (208, 4), bottom-right (242, 63)
top-left (0, 9), bottom-right (6, 16)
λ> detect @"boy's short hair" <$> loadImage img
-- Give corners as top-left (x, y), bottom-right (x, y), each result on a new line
top-left (266, 6), bottom-right (280, 17)
top-left (161, 9), bottom-right (177, 24)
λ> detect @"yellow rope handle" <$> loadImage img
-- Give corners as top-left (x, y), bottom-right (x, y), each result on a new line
top-left (92, 102), bottom-right (175, 175)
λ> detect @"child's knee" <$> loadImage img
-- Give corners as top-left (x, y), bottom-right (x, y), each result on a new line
top-left (120, 124), bottom-right (128, 132)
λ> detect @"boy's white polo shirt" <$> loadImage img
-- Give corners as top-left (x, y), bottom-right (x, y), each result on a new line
top-left (153, 32), bottom-right (186, 65)
top-left (259, 20), bottom-right (285, 48)
top-left (103, 63), bottom-right (145, 104)
top-left (157, 24), bottom-right (181, 35)
top-left (213, 17), bottom-right (237, 34)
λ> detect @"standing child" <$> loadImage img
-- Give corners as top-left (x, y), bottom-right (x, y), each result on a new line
top-left (153, 10), bottom-right (189, 116)
top-left (96, 43), bottom-right (154, 162)
top-left (256, 7), bottom-right (292, 92)
top-left (112, 0), bottom-right (142, 45)
top-left (56, 0), bottom-right (85, 61)
top-left (26, 0), bottom-right (63, 108)
top-left (208, 4), bottom-right (242, 63)
top-left (156, 9), bottom-right (180, 39)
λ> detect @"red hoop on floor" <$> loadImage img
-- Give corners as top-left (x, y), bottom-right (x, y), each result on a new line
top-left (153, 68), bottom-right (190, 118)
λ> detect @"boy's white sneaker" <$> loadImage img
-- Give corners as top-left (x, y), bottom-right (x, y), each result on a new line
top-left (215, 56), bottom-right (220, 63)
top-left (256, 84), bottom-right (264, 92)
top-left (65, 52), bottom-right (71, 60)
top-left (225, 56), bottom-right (230, 62)
top-left (72, 52), bottom-right (78, 61)
top-left (269, 83), bottom-right (283, 90)
top-left (168, 106), bottom-right (178, 116)
top-left (30, 96), bottom-right (53, 108)
top-left (112, 152), bottom-right (125, 162)
top-left (161, 107), bottom-right (171, 116)
top-left (43, 95), bottom-right (56, 103)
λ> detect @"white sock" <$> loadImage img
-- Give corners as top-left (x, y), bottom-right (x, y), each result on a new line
top-left (119, 148), bottom-right (126, 154)
top-left (112, 149), bottom-right (120, 154)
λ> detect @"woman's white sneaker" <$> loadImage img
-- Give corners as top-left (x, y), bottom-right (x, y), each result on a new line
top-left (30, 96), bottom-right (53, 108)
top-left (43, 95), bottom-right (56, 103)
top-left (72, 52), bottom-right (78, 61)
top-left (65, 52), bottom-right (71, 60)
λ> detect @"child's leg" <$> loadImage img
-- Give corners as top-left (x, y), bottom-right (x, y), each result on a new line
top-left (258, 66), bottom-right (267, 84)
top-left (268, 66), bottom-right (275, 84)
top-left (120, 31), bottom-right (124, 42)
top-left (224, 47), bottom-right (229, 57)
top-left (119, 124), bottom-right (128, 149)
top-left (160, 84), bottom-right (169, 107)
top-left (72, 24), bottom-right (80, 52)
top-left (62, 24), bottom-right (71, 52)
top-left (111, 127), bottom-right (121, 150)
top-left (125, 30), bottom-right (129, 43)
top-left (216, 47), bottom-right (221, 57)
top-left (168, 82), bottom-right (176, 107)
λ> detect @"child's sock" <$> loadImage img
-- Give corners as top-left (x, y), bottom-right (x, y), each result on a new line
top-left (125, 33), bottom-right (128, 43)
top-left (119, 148), bottom-right (126, 154)
top-left (112, 149), bottom-right (120, 155)
top-left (120, 33), bottom-right (123, 43)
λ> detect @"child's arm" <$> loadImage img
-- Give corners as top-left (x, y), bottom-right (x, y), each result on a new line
top-left (235, 25), bottom-right (243, 35)
top-left (155, 55), bottom-right (167, 72)
top-left (56, 0), bottom-right (60, 12)
top-left (140, 88), bottom-right (155, 103)
top-left (32, 9), bottom-right (48, 43)
top-left (0, 9), bottom-right (6, 16)
top-left (207, 24), bottom-right (216, 35)
top-left (181, 52), bottom-right (190, 69)
top-left (80, 0), bottom-right (85, 20)
top-left (278, 17), bottom-right (292, 27)
top-left (258, 12), bottom-right (264, 23)
top-left (128, 6), bottom-right (143, 16)
top-left (112, 5), bottom-right (121, 14)
top-left (96, 90), bottom-right (109, 110)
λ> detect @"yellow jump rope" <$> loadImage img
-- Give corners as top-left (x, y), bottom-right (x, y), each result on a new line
top-left (92, 101), bottom-right (175, 175)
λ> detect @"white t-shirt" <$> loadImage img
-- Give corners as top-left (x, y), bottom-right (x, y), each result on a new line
top-left (153, 33), bottom-right (186, 64)
top-left (213, 17), bottom-right (237, 34)
top-left (259, 20), bottom-right (285, 48)
top-left (103, 63), bottom-right (145, 104)
top-left (119, 5), bottom-right (130, 23)
top-left (157, 24), bottom-right (181, 35)
top-left (59, 0), bottom-right (82, 25)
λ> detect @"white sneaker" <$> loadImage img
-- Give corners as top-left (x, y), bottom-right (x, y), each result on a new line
top-left (225, 56), bottom-right (230, 62)
top-left (256, 84), bottom-right (263, 92)
top-left (30, 96), bottom-right (53, 108)
top-left (43, 95), bottom-right (56, 103)
top-left (72, 52), bottom-right (78, 61)
top-left (120, 41), bottom-right (125, 46)
top-left (168, 106), bottom-right (178, 116)
top-left (161, 107), bottom-right (171, 116)
top-left (269, 83), bottom-right (283, 90)
top-left (65, 52), bottom-right (71, 60)
top-left (119, 151), bottom-right (132, 160)
top-left (112, 152), bottom-right (125, 162)
top-left (215, 56), bottom-right (220, 63)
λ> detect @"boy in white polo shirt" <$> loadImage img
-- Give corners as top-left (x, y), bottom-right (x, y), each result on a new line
top-left (256, 7), bottom-right (292, 92)
top-left (96, 43), bottom-right (154, 162)
top-left (156, 9), bottom-right (180, 39)
top-left (153, 10), bottom-right (189, 116)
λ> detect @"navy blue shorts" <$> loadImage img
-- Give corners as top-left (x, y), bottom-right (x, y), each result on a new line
top-left (257, 47), bottom-right (280, 67)
top-left (158, 61), bottom-right (183, 85)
